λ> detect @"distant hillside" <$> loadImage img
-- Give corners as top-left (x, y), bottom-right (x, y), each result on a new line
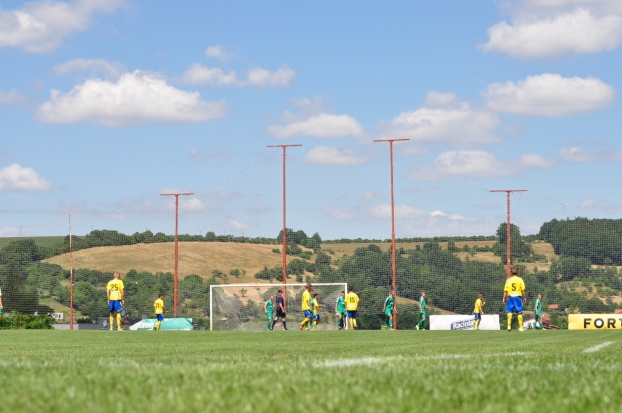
top-left (44, 242), bottom-right (283, 283)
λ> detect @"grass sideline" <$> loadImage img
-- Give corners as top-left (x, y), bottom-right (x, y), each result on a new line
top-left (0, 331), bottom-right (620, 412)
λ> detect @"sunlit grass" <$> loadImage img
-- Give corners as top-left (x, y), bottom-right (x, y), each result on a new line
top-left (0, 330), bottom-right (619, 412)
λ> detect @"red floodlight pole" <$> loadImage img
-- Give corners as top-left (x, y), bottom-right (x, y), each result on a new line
top-left (374, 138), bottom-right (409, 329)
top-left (69, 214), bottom-right (74, 330)
top-left (490, 190), bottom-right (527, 278)
top-left (160, 192), bottom-right (194, 317)
top-left (267, 144), bottom-right (302, 311)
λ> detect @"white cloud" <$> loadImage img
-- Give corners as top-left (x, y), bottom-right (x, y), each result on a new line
top-left (0, 227), bottom-right (19, 237)
top-left (429, 210), bottom-right (465, 220)
top-left (303, 147), bottom-right (368, 165)
top-left (0, 163), bottom-right (51, 191)
top-left (52, 58), bottom-right (125, 80)
top-left (0, 0), bottom-right (125, 53)
top-left (579, 198), bottom-right (622, 212)
top-left (561, 146), bottom-right (622, 161)
top-left (410, 150), bottom-right (555, 180)
top-left (229, 220), bottom-right (250, 230)
top-left (181, 63), bottom-right (295, 88)
top-left (0, 90), bottom-right (28, 106)
top-left (205, 45), bottom-right (231, 61)
top-left (380, 92), bottom-right (499, 145)
top-left (486, 74), bottom-right (615, 116)
top-left (38, 71), bottom-right (228, 127)
top-left (324, 207), bottom-right (356, 221)
top-left (180, 198), bottom-right (206, 211)
top-left (372, 204), bottom-right (427, 219)
top-left (483, 5), bottom-right (622, 58)
top-left (181, 63), bottom-right (239, 86)
top-left (246, 64), bottom-right (295, 88)
top-left (268, 113), bottom-right (365, 139)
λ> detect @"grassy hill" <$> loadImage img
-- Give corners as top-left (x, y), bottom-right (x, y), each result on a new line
top-left (43, 240), bottom-right (557, 281)
top-left (43, 242), bottom-right (283, 283)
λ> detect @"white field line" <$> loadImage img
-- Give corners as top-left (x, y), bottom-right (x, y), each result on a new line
top-left (583, 342), bottom-right (615, 354)
top-left (319, 352), bottom-right (532, 368)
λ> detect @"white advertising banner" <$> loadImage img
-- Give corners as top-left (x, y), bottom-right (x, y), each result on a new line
top-left (430, 314), bottom-right (500, 330)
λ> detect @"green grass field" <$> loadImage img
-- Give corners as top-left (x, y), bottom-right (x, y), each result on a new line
top-left (0, 330), bottom-right (620, 413)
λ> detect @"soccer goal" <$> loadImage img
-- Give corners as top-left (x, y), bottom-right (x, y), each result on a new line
top-left (209, 282), bottom-right (348, 331)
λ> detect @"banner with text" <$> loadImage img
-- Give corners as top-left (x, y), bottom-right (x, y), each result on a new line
top-left (129, 318), bottom-right (194, 331)
top-left (568, 314), bottom-right (622, 330)
top-left (430, 314), bottom-right (500, 331)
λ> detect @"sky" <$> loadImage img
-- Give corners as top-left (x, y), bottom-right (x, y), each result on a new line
top-left (1, 0), bottom-right (622, 239)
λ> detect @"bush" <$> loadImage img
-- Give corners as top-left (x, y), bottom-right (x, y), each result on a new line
top-left (0, 313), bottom-right (56, 329)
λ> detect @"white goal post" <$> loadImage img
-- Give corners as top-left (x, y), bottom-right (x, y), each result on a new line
top-left (209, 282), bottom-right (348, 331)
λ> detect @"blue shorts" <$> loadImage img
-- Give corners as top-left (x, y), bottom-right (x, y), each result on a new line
top-left (347, 310), bottom-right (357, 318)
top-left (156, 314), bottom-right (164, 321)
top-left (312, 314), bottom-right (320, 321)
top-left (506, 297), bottom-right (523, 313)
top-left (109, 300), bottom-right (122, 313)
top-left (474, 313), bottom-right (481, 320)
top-left (303, 310), bottom-right (312, 319)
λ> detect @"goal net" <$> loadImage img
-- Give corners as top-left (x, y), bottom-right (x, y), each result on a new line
top-left (210, 282), bottom-right (347, 331)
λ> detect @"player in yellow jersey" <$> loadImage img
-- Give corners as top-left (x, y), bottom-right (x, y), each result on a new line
top-left (472, 293), bottom-right (485, 330)
top-left (345, 286), bottom-right (359, 330)
top-left (502, 267), bottom-right (526, 332)
top-left (106, 272), bottom-right (124, 331)
top-left (153, 293), bottom-right (166, 330)
top-left (299, 283), bottom-right (313, 330)
top-left (310, 293), bottom-right (323, 330)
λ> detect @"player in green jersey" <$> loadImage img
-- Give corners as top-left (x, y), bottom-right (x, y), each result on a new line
top-left (416, 291), bottom-right (426, 330)
top-left (264, 295), bottom-right (274, 331)
top-left (383, 289), bottom-right (397, 330)
top-left (533, 293), bottom-right (545, 330)
top-left (336, 291), bottom-right (347, 330)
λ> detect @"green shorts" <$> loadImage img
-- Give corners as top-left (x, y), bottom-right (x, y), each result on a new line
top-left (267, 312), bottom-right (273, 320)
top-left (385, 309), bottom-right (393, 318)
top-left (535, 312), bottom-right (542, 319)
top-left (420, 312), bottom-right (427, 319)
top-left (339, 310), bottom-right (347, 317)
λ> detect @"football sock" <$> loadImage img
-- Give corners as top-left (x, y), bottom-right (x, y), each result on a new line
top-left (155, 321), bottom-right (161, 330)
top-left (267, 321), bottom-right (271, 330)
top-left (507, 313), bottom-right (513, 330)
top-left (116, 313), bottom-right (122, 330)
top-left (517, 314), bottom-right (523, 328)
top-left (389, 319), bottom-right (393, 329)
top-left (338, 318), bottom-right (343, 329)
top-left (109, 315), bottom-right (114, 329)
top-left (271, 320), bottom-right (277, 329)
top-left (282, 321), bottom-right (287, 330)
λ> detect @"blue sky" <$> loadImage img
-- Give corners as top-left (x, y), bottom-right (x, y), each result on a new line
top-left (1, 0), bottom-right (622, 239)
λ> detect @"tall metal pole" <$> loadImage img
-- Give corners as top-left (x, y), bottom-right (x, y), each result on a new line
top-left (374, 138), bottom-right (409, 329)
top-left (69, 214), bottom-right (73, 330)
top-left (268, 144), bottom-right (302, 311)
top-left (490, 190), bottom-right (527, 278)
top-left (160, 192), bottom-right (194, 317)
